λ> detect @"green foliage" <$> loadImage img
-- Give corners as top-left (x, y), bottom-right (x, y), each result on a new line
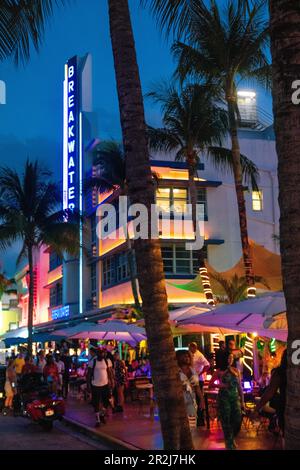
top-left (0, 159), bottom-right (80, 262)
top-left (211, 272), bottom-right (270, 304)
top-left (0, 0), bottom-right (65, 64)
top-left (0, 272), bottom-right (15, 300)
top-left (171, 0), bottom-right (271, 99)
top-left (147, 81), bottom-right (259, 187)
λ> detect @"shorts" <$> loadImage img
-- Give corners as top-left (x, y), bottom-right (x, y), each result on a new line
top-left (91, 385), bottom-right (109, 411)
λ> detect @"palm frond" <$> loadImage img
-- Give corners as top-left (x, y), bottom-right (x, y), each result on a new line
top-left (0, 0), bottom-right (66, 64)
top-left (207, 146), bottom-right (259, 190)
top-left (141, 0), bottom-right (196, 39)
top-left (147, 125), bottom-right (183, 152)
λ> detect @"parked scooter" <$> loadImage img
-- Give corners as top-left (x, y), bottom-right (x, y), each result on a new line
top-left (14, 373), bottom-right (65, 431)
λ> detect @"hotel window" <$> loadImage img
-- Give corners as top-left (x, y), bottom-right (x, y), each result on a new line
top-left (49, 251), bottom-right (62, 271)
top-left (102, 257), bottom-right (115, 288)
top-left (91, 263), bottom-right (97, 295)
top-left (50, 282), bottom-right (62, 307)
top-left (161, 243), bottom-right (201, 275)
top-left (91, 214), bottom-right (97, 245)
top-left (197, 188), bottom-right (208, 219)
top-left (252, 190), bottom-right (263, 211)
top-left (56, 283), bottom-right (62, 306)
top-left (116, 253), bottom-right (130, 282)
top-left (156, 187), bottom-right (187, 213)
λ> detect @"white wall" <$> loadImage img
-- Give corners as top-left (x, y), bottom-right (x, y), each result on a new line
top-left (152, 127), bottom-right (280, 272)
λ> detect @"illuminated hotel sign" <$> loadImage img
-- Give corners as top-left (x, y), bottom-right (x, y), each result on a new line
top-left (52, 305), bottom-right (70, 321)
top-left (63, 56), bottom-right (79, 211)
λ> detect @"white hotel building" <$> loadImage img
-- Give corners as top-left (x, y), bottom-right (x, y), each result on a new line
top-left (12, 55), bottom-right (279, 334)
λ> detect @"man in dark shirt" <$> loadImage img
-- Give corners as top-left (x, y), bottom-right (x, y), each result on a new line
top-left (215, 340), bottom-right (227, 370)
top-left (216, 339), bottom-right (244, 371)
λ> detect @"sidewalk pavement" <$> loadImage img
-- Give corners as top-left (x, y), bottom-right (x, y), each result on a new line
top-left (63, 398), bottom-right (282, 450)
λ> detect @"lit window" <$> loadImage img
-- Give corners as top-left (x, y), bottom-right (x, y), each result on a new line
top-left (156, 188), bottom-right (171, 212)
top-left (172, 188), bottom-right (187, 213)
top-left (252, 190), bottom-right (263, 211)
top-left (156, 187), bottom-right (187, 213)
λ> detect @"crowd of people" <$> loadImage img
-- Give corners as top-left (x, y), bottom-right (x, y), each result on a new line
top-left (175, 339), bottom-right (287, 450)
top-left (2, 345), bottom-right (152, 426)
top-left (3, 338), bottom-right (287, 449)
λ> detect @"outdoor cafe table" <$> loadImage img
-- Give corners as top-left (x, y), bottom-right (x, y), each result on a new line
top-left (203, 387), bottom-right (258, 430)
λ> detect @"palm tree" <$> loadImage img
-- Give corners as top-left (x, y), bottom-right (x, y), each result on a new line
top-left (0, 0), bottom-right (63, 64)
top-left (108, 0), bottom-right (193, 449)
top-left (170, 0), bottom-right (270, 299)
top-left (0, 160), bottom-right (79, 356)
top-left (210, 272), bottom-right (269, 304)
top-left (147, 81), bottom-right (259, 304)
top-left (269, 0), bottom-right (300, 450)
top-left (87, 140), bottom-right (141, 309)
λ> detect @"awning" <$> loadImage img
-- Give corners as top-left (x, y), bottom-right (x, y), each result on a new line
top-left (3, 337), bottom-right (28, 347)
top-left (1, 326), bottom-right (28, 340)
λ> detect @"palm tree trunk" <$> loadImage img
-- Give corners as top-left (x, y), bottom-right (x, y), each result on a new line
top-left (126, 237), bottom-right (141, 309)
top-left (108, 0), bottom-right (193, 449)
top-left (27, 244), bottom-right (34, 357)
top-left (269, 0), bottom-right (300, 449)
top-left (226, 95), bottom-right (256, 298)
top-left (188, 162), bottom-right (214, 305)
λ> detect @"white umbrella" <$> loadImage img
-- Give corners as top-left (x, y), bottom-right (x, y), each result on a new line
top-left (180, 292), bottom-right (287, 341)
top-left (169, 304), bottom-right (213, 322)
top-left (53, 322), bottom-right (98, 337)
top-left (68, 320), bottom-right (146, 346)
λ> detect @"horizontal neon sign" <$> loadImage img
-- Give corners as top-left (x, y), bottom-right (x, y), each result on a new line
top-left (52, 305), bottom-right (70, 320)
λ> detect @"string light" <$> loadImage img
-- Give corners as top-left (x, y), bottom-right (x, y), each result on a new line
top-left (199, 267), bottom-right (215, 306)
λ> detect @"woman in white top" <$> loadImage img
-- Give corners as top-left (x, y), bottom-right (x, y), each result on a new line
top-left (91, 348), bottom-right (113, 427)
top-left (176, 350), bottom-right (205, 427)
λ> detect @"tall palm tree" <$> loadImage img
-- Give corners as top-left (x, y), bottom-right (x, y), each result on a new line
top-left (269, 0), bottom-right (300, 450)
top-left (0, 160), bottom-right (79, 355)
top-left (0, 0), bottom-right (63, 64)
top-left (108, 0), bottom-right (193, 449)
top-left (171, 0), bottom-right (270, 298)
top-left (147, 81), bottom-right (259, 304)
top-left (87, 140), bottom-right (141, 309)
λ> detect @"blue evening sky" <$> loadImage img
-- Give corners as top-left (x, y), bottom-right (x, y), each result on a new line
top-left (0, 0), bottom-right (272, 275)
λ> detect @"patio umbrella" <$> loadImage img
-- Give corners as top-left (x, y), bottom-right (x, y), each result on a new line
top-left (68, 320), bottom-right (146, 346)
top-left (169, 304), bottom-right (213, 322)
top-left (180, 292), bottom-right (287, 341)
top-left (53, 322), bottom-right (98, 337)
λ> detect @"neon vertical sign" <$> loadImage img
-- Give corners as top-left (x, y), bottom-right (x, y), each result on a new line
top-left (63, 56), bottom-right (79, 211)
top-left (63, 55), bottom-right (83, 315)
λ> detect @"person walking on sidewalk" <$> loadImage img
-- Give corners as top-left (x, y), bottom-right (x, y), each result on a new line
top-left (189, 342), bottom-right (210, 426)
top-left (91, 348), bottom-right (113, 427)
top-left (3, 359), bottom-right (17, 415)
top-left (209, 353), bottom-right (245, 450)
top-left (176, 349), bottom-right (205, 429)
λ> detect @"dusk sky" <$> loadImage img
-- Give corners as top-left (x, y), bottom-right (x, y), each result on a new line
top-left (0, 0), bottom-right (272, 275)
